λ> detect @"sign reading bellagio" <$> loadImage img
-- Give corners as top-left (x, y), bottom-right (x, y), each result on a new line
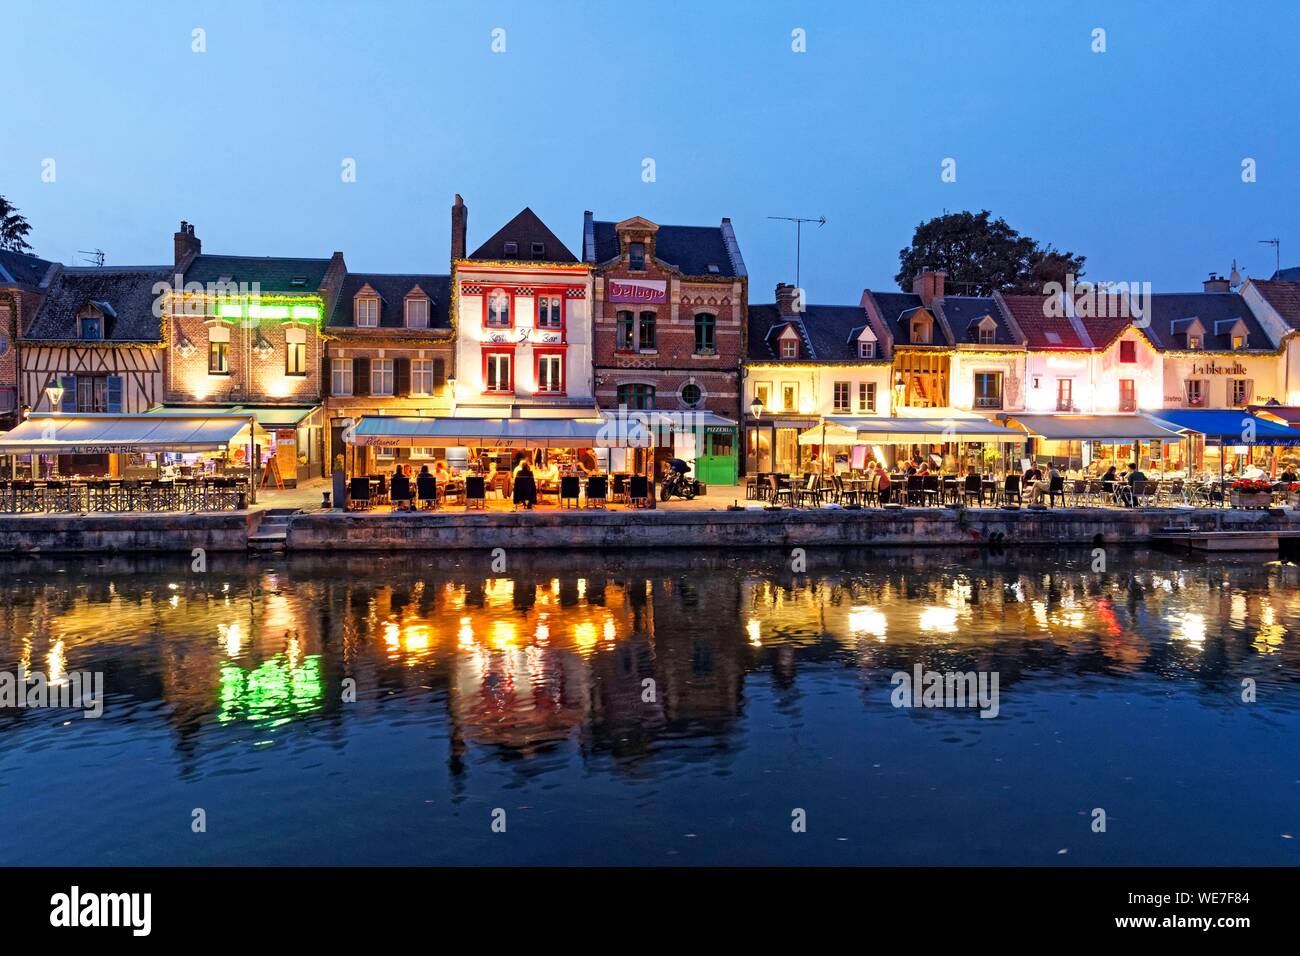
top-left (607, 278), bottom-right (666, 304)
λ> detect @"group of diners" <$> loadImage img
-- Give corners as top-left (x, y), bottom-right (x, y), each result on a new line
top-left (347, 449), bottom-right (652, 512)
top-left (747, 454), bottom-right (1300, 510)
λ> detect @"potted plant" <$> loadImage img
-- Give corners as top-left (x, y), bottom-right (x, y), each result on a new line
top-left (1229, 478), bottom-right (1272, 509)
top-left (1284, 481), bottom-right (1300, 507)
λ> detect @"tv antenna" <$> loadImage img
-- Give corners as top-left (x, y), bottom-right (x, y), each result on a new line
top-left (1258, 238), bottom-right (1280, 275)
top-left (78, 248), bottom-right (106, 267)
top-left (767, 215), bottom-right (826, 289)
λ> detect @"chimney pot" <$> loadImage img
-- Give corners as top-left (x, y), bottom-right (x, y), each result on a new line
top-left (912, 268), bottom-right (945, 306)
top-left (451, 194), bottom-right (468, 262)
top-left (173, 220), bottom-right (201, 272)
top-left (1203, 273), bottom-right (1230, 293)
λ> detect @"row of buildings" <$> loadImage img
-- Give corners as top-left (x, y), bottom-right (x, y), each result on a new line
top-left (3, 197), bottom-right (1300, 483)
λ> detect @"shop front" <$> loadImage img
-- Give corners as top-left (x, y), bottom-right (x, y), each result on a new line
top-left (1146, 409), bottom-right (1300, 479)
top-left (999, 414), bottom-right (1186, 475)
top-left (746, 415), bottom-right (819, 475)
top-left (150, 404), bottom-right (322, 487)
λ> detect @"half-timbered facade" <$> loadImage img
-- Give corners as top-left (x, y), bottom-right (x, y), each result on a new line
top-left (0, 249), bottom-right (55, 426)
top-left (19, 264), bottom-right (169, 415)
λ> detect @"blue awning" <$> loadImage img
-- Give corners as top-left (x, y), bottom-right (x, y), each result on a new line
top-left (1146, 410), bottom-right (1300, 445)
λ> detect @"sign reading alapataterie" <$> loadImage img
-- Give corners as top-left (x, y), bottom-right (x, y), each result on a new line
top-left (607, 278), bottom-right (666, 304)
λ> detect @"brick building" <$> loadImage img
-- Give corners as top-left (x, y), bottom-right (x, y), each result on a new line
top-left (324, 268), bottom-right (453, 473)
top-left (163, 221), bottom-right (344, 484)
top-left (583, 213), bottom-right (747, 484)
top-left (0, 249), bottom-right (56, 426)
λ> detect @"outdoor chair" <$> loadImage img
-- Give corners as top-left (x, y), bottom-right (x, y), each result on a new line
top-left (390, 474), bottom-right (414, 510)
top-left (863, 475), bottom-right (882, 507)
top-left (768, 474), bottom-right (793, 507)
top-left (465, 475), bottom-right (487, 510)
top-left (1002, 475), bottom-right (1021, 507)
top-left (12, 480), bottom-right (40, 513)
top-left (348, 477), bottom-right (371, 511)
top-left (119, 479), bottom-right (143, 511)
top-left (44, 480), bottom-right (75, 512)
top-left (905, 474), bottom-right (924, 506)
top-left (962, 474), bottom-right (983, 506)
top-left (371, 475), bottom-right (389, 505)
top-left (416, 474), bottom-right (438, 510)
top-left (611, 473), bottom-right (629, 504)
top-left (796, 474), bottom-right (822, 508)
top-left (922, 474), bottom-right (941, 506)
top-left (585, 475), bottom-right (608, 509)
top-left (84, 479), bottom-right (112, 513)
top-left (0, 480), bottom-right (11, 513)
top-left (1045, 475), bottom-right (1066, 507)
top-left (1159, 480), bottom-right (1185, 506)
top-left (628, 475), bottom-right (651, 508)
top-left (560, 475), bottom-right (581, 508)
top-left (745, 474), bottom-right (761, 500)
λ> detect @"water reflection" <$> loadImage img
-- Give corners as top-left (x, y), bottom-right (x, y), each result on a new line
top-left (2, 547), bottom-right (1299, 864)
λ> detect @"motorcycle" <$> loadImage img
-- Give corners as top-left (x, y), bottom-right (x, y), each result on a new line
top-left (660, 461), bottom-right (701, 501)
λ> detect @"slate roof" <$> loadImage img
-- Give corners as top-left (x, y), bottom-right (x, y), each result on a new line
top-left (468, 208), bottom-right (577, 263)
top-left (1251, 279), bottom-right (1300, 332)
top-left (747, 304), bottom-right (793, 360)
top-left (182, 254), bottom-right (331, 294)
top-left (747, 302), bottom-right (885, 362)
top-left (328, 273), bottom-right (451, 330)
top-left (23, 266), bottom-right (169, 341)
top-left (868, 291), bottom-right (950, 346)
top-left (1272, 266), bottom-right (1300, 281)
top-left (0, 250), bottom-right (54, 287)
top-left (588, 219), bottom-right (745, 278)
top-left (1141, 292), bottom-right (1273, 352)
top-left (940, 295), bottom-right (1020, 346)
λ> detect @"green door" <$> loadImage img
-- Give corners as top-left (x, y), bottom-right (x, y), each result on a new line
top-left (696, 428), bottom-right (737, 486)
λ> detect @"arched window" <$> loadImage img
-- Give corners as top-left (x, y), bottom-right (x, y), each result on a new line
top-left (694, 312), bottom-right (716, 354)
top-left (617, 383), bottom-right (655, 410)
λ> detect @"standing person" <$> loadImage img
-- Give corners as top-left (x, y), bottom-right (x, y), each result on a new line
top-left (875, 462), bottom-right (892, 505)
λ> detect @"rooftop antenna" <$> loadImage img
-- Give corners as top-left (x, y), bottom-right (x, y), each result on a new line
top-left (1258, 238), bottom-right (1280, 276)
top-left (78, 248), bottom-right (106, 267)
top-left (767, 215), bottom-right (826, 289)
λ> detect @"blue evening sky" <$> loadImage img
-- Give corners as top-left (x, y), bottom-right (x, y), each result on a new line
top-left (3, 0), bottom-right (1297, 303)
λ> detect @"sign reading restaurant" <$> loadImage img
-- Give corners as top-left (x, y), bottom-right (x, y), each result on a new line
top-left (607, 278), bottom-right (667, 304)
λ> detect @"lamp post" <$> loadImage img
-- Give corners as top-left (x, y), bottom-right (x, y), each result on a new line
top-left (46, 384), bottom-right (64, 412)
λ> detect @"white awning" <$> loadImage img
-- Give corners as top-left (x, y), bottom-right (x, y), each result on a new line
top-left (825, 416), bottom-right (1024, 444)
top-left (345, 415), bottom-right (652, 449)
top-left (1006, 414), bottom-right (1184, 442)
top-left (149, 404), bottom-right (319, 429)
top-left (0, 413), bottom-right (264, 455)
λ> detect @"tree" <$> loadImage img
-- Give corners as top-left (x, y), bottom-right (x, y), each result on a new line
top-left (0, 194), bottom-right (33, 254)
top-left (895, 210), bottom-right (1084, 296)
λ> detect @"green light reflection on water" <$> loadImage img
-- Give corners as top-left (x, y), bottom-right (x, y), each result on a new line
top-left (217, 654), bottom-right (324, 727)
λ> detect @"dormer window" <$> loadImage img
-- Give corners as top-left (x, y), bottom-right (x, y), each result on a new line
top-left (853, 325), bottom-right (877, 358)
top-left (971, 315), bottom-right (998, 345)
top-left (405, 296), bottom-right (429, 329)
top-left (1187, 334), bottom-right (1202, 350)
top-left (910, 318), bottom-right (932, 344)
top-left (1232, 334), bottom-right (1246, 350)
top-left (79, 311), bottom-right (103, 340)
top-left (355, 294), bottom-right (379, 327)
top-left (530, 242), bottom-right (545, 259)
top-left (289, 276), bottom-right (307, 288)
top-left (859, 340), bottom-right (875, 359)
top-left (503, 241), bottom-right (518, 258)
top-left (628, 242), bottom-right (646, 271)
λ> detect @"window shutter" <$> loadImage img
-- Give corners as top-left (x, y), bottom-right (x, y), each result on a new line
top-left (354, 357), bottom-right (371, 396)
top-left (432, 357), bottom-right (446, 389)
top-left (60, 375), bottom-right (77, 413)
top-left (321, 354), bottom-right (331, 397)
top-left (394, 357), bottom-right (411, 397)
top-left (106, 375), bottom-right (124, 413)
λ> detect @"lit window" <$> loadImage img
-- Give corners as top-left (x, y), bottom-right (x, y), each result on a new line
top-left (285, 327), bottom-right (307, 376)
top-left (1185, 379), bottom-right (1207, 407)
top-left (371, 358), bottom-right (394, 396)
top-left (1229, 378), bottom-right (1252, 406)
top-left (331, 358), bottom-right (353, 395)
top-left (858, 382), bottom-right (876, 414)
top-left (406, 297), bottom-right (429, 328)
top-left (485, 352), bottom-right (512, 391)
top-left (833, 382), bottom-right (850, 414)
top-left (781, 383), bottom-right (797, 412)
top-left (1056, 378), bottom-right (1073, 411)
top-left (1232, 334), bottom-right (1245, 350)
top-left (1119, 379), bottom-right (1136, 411)
top-left (411, 359), bottom-right (434, 395)
top-left (973, 372), bottom-right (1002, 409)
top-left (780, 338), bottom-right (798, 359)
top-left (1119, 340), bottom-right (1137, 363)
top-left (1187, 334), bottom-right (1202, 350)
top-left (978, 325), bottom-right (995, 345)
top-left (536, 354), bottom-right (563, 393)
top-left (355, 296), bottom-right (379, 327)
top-left (208, 325), bottom-right (230, 374)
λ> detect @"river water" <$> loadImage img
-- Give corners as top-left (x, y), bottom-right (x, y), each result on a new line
top-left (1, 547), bottom-right (1297, 866)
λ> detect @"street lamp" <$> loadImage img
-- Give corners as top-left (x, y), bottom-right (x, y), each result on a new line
top-left (45, 384), bottom-right (64, 412)
top-left (749, 396), bottom-right (763, 420)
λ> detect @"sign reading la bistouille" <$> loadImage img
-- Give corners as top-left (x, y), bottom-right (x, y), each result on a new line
top-left (607, 278), bottom-right (666, 304)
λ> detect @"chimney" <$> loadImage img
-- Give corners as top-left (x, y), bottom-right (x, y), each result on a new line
top-left (776, 282), bottom-right (799, 316)
top-left (451, 194), bottom-right (467, 262)
top-left (173, 220), bottom-right (201, 273)
top-left (1203, 272), bottom-right (1230, 293)
top-left (912, 268), bottom-right (945, 306)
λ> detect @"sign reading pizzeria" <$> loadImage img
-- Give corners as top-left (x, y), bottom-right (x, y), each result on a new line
top-left (607, 278), bottom-right (667, 304)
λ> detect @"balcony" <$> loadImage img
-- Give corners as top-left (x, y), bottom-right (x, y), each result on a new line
top-left (972, 395), bottom-right (1002, 410)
